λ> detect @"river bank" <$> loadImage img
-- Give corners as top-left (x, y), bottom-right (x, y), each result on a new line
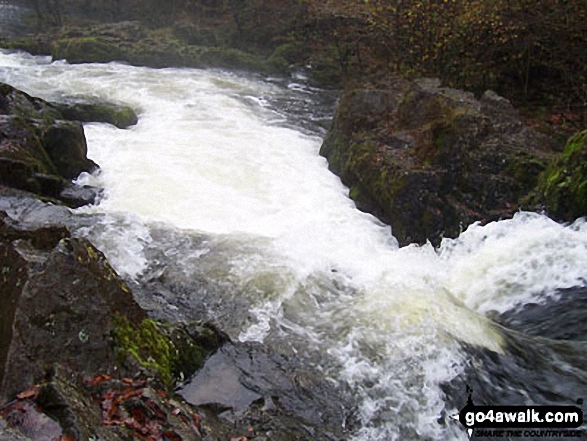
top-left (0, 54), bottom-right (356, 439)
top-left (1, 3), bottom-right (586, 440)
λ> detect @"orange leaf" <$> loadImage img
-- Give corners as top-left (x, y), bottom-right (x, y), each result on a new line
top-left (16, 385), bottom-right (40, 400)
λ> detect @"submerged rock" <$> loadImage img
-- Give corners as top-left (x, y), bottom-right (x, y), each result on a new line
top-left (320, 78), bottom-right (559, 246)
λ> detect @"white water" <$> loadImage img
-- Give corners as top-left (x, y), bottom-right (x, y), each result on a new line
top-left (2, 50), bottom-right (587, 440)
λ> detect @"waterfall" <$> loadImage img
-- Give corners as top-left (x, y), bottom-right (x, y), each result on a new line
top-left (2, 49), bottom-right (585, 441)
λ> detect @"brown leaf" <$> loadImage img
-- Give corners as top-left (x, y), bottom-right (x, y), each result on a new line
top-left (16, 385), bottom-right (41, 400)
top-left (162, 430), bottom-right (182, 441)
top-left (90, 374), bottom-right (112, 386)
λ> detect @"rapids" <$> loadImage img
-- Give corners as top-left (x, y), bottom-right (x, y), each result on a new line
top-left (1, 49), bottom-right (586, 440)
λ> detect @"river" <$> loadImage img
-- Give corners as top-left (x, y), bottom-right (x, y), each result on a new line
top-left (1, 49), bottom-right (586, 441)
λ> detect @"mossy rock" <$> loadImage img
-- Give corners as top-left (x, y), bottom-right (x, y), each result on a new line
top-left (54, 102), bottom-right (138, 129)
top-left (0, 36), bottom-right (53, 56)
top-left (52, 37), bottom-right (125, 63)
top-left (537, 130), bottom-right (587, 220)
top-left (266, 42), bottom-right (306, 74)
top-left (171, 20), bottom-right (219, 46)
top-left (185, 45), bottom-right (270, 72)
top-left (112, 316), bottom-right (226, 387)
top-left (307, 45), bottom-right (342, 87)
top-left (39, 120), bottom-right (97, 179)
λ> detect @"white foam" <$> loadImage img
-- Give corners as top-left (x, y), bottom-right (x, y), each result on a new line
top-left (3, 51), bottom-right (585, 440)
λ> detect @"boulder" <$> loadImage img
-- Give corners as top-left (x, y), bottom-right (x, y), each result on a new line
top-left (179, 341), bottom-right (355, 441)
top-left (0, 83), bottom-right (101, 206)
top-left (320, 78), bottom-right (559, 246)
top-left (52, 36), bottom-right (126, 64)
top-left (0, 212), bottom-right (147, 403)
top-left (52, 101), bottom-right (138, 129)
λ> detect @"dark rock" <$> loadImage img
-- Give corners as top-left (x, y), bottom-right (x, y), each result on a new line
top-left (111, 317), bottom-right (227, 388)
top-left (0, 83), bottom-right (100, 206)
top-left (0, 213), bottom-right (147, 403)
top-left (37, 120), bottom-right (97, 180)
top-left (52, 101), bottom-right (138, 129)
top-left (35, 365), bottom-right (122, 441)
top-left (0, 84), bottom-right (61, 121)
top-left (320, 78), bottom-right (560, 246)
top-left (0, 114), bottom-right (58, 179)
top-left (493, 286), bottom-right (587, 341)
top-left (33, 173), bottom-right (67, 198)
top-left (2, 364), bottom-right (203, 441)
top-left (58, 182), bottom-right (102, 208)
top-left (179, 341), bottom-right (355, 441)
top-left (52, 36), bottom-right (126, 64)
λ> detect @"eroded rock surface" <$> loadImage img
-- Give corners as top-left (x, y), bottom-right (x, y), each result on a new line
top-left (320, 78), bottom-right (561, 246)
top-left (0, 211), bottom-right (146, 403)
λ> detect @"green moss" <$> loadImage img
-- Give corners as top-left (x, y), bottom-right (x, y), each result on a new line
top-left (112, 316), bottom-right (212, 387)
top-left (307, 44), bottom-right (343, 87)
top-left (112, 316), bottom-right (175, 386)
top-left (55, 102), bottom-right (138, 129)
top-left (52, 37), bottom-right (125, 63)
top-left (349, 185), bottom-right (361, 201)
top-left (505, 152), bottom-right (547, 193)
top-left (536, 130), bottom-right (587, 219)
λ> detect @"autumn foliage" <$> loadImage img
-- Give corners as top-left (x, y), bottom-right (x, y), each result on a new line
top-left (22, 0), bottom-right (587, 109)
top-left (304, 0), bottom-right (587, 109)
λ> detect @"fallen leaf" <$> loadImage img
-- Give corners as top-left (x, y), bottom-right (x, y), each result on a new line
top-left (90, 374), bottom-right (111, 386)
top-left (16, 385), bottom-right (40, 400)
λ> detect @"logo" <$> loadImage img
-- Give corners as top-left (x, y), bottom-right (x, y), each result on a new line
top-left (451, 387), bottom-right (584, 438)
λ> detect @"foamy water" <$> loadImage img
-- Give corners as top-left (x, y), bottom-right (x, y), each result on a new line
top-left (2, 49), bottom-right (585, 440)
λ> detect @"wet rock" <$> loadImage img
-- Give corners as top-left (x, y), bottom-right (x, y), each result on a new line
top-left (0, 83), bottom-right (100, 205)
top-left (58, 182), bottom-right (102, 208)
top-left (111, 317), bottom-right (227, 388)
top-left (35, 365), bottom-right (122, 441)
top-left (52, 101), bottom-right (138, 129)
top-left (320, 78), bottom-right (560, 246)
top-left (179, 342), bottom-right (355, 441)
top-left (494, 286), bottom-right (587, 341)
top-left (1, 365), bottom-right (203, 441)
top-left (35, 119), bottom-right (97, 180)
top-left (0, 212), bottom-right (147, 403)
